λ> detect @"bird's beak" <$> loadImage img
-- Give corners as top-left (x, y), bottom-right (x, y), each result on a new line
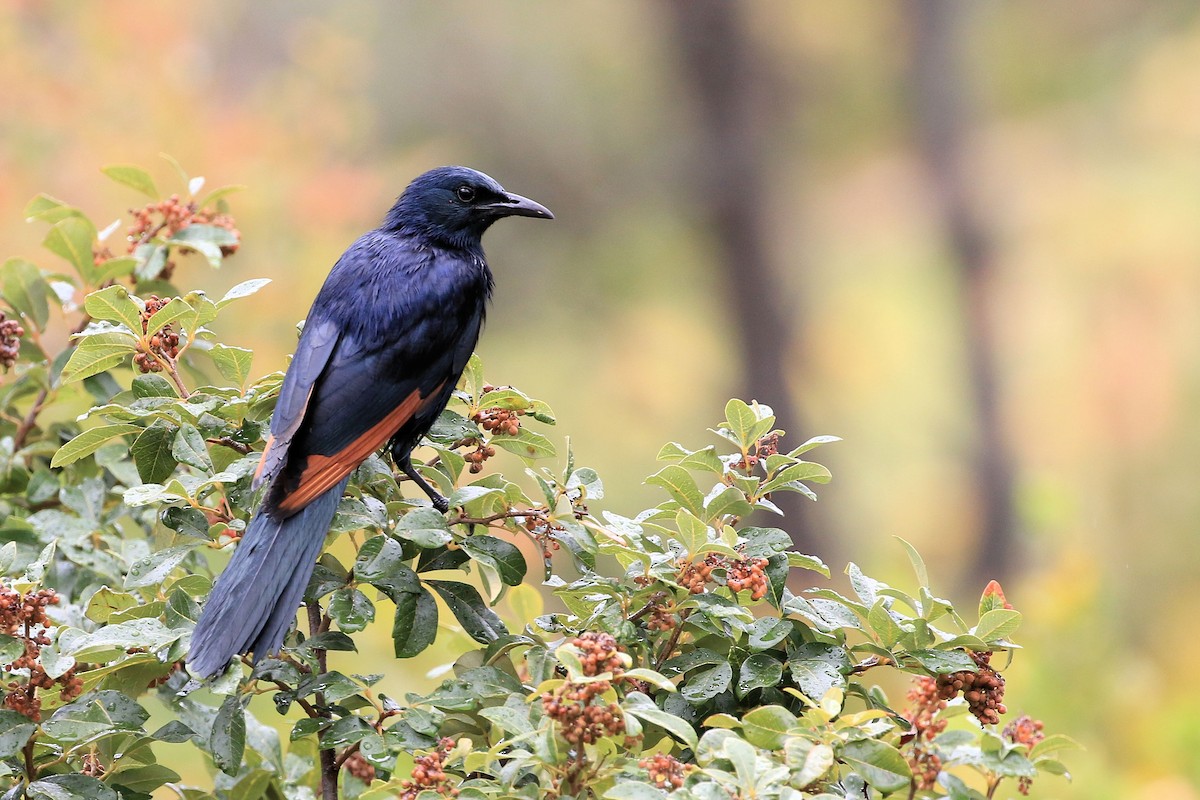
top-left (487, 192), bottom-right (554, 220)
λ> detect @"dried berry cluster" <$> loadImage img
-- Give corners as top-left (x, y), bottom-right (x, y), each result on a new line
top-left (675, 554), bottom-right (769, 600)
top-left (936, 651), bottom-right (1006, 725)
top-left (134, 295), bottom-right (180, 373)
top-left (80, 751), bottom-right (105, 778)
top-left (731, 432), bottom-right (780, 471)
top-left (903, 676), bottom-right (948, 790)
top-left (473, 401), bottom-right (524, 437)
top-left (0, 312), bottom-right (24, 370)
top-left (400, 738), bottom-right (459, 800)
top-left (640, 753), bottom-right (689, 791)
top-left (1004, 714), bottom-right (1046, 795)
top-left (126, 195), bottom-right (241, 255)
top-left (541, 633), bottom-right (628, 746)
top-left (0, 586), bottom-right (82, 721)
top-left (343, 750), bottom-right (376, 784)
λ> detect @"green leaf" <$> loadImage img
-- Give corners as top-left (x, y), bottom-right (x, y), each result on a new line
top-left (2, 258), bottom-right (50, 330)
top-left (673, 509), bottom-right (710, 554)
top-left (25, 193), bottom-right (79, 223)
top-left (106, 763), bottom-right (181, 794)
top-left (908, 649), bottom-right (977, 674)
top-left (132, 422), bottom-right (179, 483)
top-left (786, 551), bottom-right (831, 577)
top-left (737, 653), bottom-right (784, 699)
top-left (840, 739), bottom-right (912, 793)
top-left (747, 618), bottom-right (793, 650)
top-left (0, 710), bottom-right (36, 758)
top-left (102, 164), bottom-right (159, 198)
top-left (329, 588), bottom-right (375, 634)
top-left (460, 535), bottom-right (527, 586)
top-left (1030, 734), bottom-right (1082, 760)
top-left (28, 775), bottom-right (119, 800)
top-left (681, 661), bottom-right (733, 703)
top-left (50, 423), bottom-right (142, 467)
top-left (43, 216), bottom-right (98, 284)
top-left (788, 740), bottom-right (835, 788)
top-left (217, 278), bottom-right (271, 307)
top-left (896, 536), bottom-right (930, 589)
top-left (172, 424), bottom-right (214, 472)
top-left (788, 642), bottom-right (850, 702)
top-left (354, 537), bottom-right (419, 598)
top-left (622, 692), bottom-right (698, 749)
top-left (703, 485), bottom-right (754, 522)
top-left (867, 600), bottom-right (905, 648)
top-left (490, 427), bottom-right (556, 459)
top-left (210, 694), bottom-right (246, 776)
top-left (646, 464), bottom-right (704, 515)
top-left (125, 543), bottom-right (200, 589)
top-left (604, 785), bottom-right (667, 800)
top-left (132, 373), bottom-right (177, 398)
top-left (974, 608), bottom-right (1022, 642)
top-left (169, 224), bottom-right (236, 269)
top-left (209, 344), bottom-right (253, 385)
top-left (762, 460), bottom-right (832, 494)
top-left (427, 580), bottom-right (508, 644)
top-left (145, 296), bottom-right (192, 336)
top-left (84, 587), bottom-right (139, 623)
top-left (723, 399), bottom-right (760, 447)
top-left (83, 284), bottom-right (144, 333)
top-left (741, 705), bottom-right (798, 749)
top-left (393, 586), bottom-right (438, 658)
top-left (60, 331), bottom-right (137, 383)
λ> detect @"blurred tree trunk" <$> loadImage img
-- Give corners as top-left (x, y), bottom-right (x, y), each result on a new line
top-left (660, 0), bottom-right (818, 555)
top-left (907, 0), bottom-right (1018, 582)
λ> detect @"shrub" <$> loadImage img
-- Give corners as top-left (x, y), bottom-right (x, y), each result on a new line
top-left (0, 162), bottom-right (1074, 799)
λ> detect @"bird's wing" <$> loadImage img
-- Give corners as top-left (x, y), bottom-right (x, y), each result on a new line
top-left (262, 290), bottom-right (480, 516)
top-left (252, 317), bottom-right (342, 491)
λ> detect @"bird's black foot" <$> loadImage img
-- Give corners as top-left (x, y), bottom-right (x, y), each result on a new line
top-left (399, 457), bottom-right (451, 514)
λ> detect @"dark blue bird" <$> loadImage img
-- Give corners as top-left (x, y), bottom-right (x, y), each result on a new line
top-left (187, 166), bottom-right (552, 678)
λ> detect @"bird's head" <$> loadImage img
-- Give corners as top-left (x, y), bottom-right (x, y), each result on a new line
top-left (385, 166), bottom-right (553, 247)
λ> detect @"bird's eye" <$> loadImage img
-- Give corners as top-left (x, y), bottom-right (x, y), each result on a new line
top-left (456, 186), bottom-right (476, 203)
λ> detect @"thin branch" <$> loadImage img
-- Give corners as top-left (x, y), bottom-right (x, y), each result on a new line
top-left (654, 609), bottom-right (693, 670)
top-left (206, 436), bottom-right (253, 455)
top-left (308, 602), bottom-right (339, 800)
top-left (452, 509), bottom-right (544, 527)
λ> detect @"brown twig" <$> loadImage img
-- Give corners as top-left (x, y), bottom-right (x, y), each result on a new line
top-left (206, 436), bottom-right (253, 455)
top-left (309, 602), bottom-right (339, 800)
top-left (654, 609), bottom-right (693, 670)
top-left (452, 509), bottom-right (545, 527)
top-left (14, 314), bottom-right (93, 451)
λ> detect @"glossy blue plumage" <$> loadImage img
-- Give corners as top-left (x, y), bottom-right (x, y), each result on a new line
top-left (187, 167), bottom-right (551, 677)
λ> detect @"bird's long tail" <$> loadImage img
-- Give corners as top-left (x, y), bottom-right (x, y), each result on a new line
top-left (187, 477), bottom-right (349, 678)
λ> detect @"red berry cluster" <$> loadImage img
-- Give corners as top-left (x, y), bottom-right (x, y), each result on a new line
top-left (525, 515), bottom-right (563, 561)
top-left (725, 556), bottom-right (769, 600)
top-left (541, 633), bottom-right (628, 746)
top-left (935, 651), bottom-right (1006, 726)
top-left (399, 738), bottom-right (458, 800)
top-left (0, 312), bottom-right (24, 370)
top-left (126, 195), bottom-right (241, 256)
top-left (0, 586), bottom-right (83, 721)
top-left (464, 442), bottom-right (497, 474)
top-left (343, 750), bottom-right (376, 784)
top-left (903, 676), bottom-right (948, 790)
top-left (675, 554), bottom-right (769, 600)
top-left (472, 389), bottom-right (524, 437)
top-left (646, 599), bottom-right (678, 632)
top-left (731, 432), bottom-right (780, 471)
top-left (1004, 714), bottom-right (1046, 795)
top-left (133, 295), bottom-right (180, 373)
top-left (640, 753), bottom-right (690, 791)
top-left (676, 556), bottom-right (718, 594)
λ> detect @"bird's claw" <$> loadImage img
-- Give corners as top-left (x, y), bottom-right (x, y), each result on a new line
top-left (431, 495), bottom-right (450, 514)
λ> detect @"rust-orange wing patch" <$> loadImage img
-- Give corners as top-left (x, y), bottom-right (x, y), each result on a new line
top-left (275, 386), bottom-right (440, 514)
